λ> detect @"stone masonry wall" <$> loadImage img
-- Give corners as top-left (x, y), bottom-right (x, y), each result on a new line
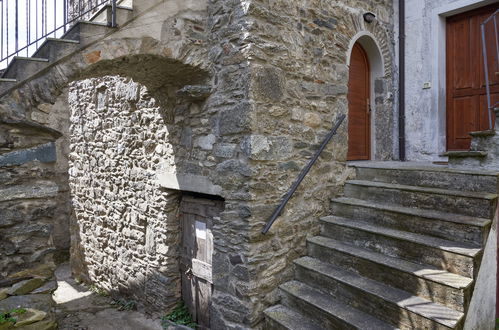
top-left (0, 0), bottom-right (397, 328)
top-left (0, 92), bottom-right (72, 278)
top-left (240, 0), bottom-right (396, 326)
top-left (68, 76), bottom-right (183, 311)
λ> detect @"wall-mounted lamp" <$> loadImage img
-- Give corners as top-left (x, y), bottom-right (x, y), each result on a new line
top-left (363, 12), bottom-right (376, 23)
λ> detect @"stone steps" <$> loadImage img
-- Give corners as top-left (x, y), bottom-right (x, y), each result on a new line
top-left (32, 38), bottom-right (81, 62)
top-left (446, 109), bottom-right (499, 169)
top-left (61, 21), bottom-right (116, 47)
top-left (331, 197), bottom-right (491, 246)
top-left (264, 305), bottom-right (324, 330)
top-left (264, 162), bottom-right (492, 329)
top-left (89, 4), bottom-right (134, 26)
top-left (445, 151), bottom-right (488, 169)
top-left (319, 216), bottom-right (480, 278)
top-left (344, 179), bottom-right (497, 218)
top-left (0, 6), bottom-right (134, 95)
top-left (2, 57), bottom-right (49, 82)
top-left (352, 163), bottom-right (498, 193)
top-left (278, 280), bottom-right (398, 330)
top-left (293, 258), bottom-right (463, 330)
top-left (307, 236), bottom-right (472, 311)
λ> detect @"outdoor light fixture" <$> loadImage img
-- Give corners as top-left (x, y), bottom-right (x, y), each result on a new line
top-left (363, 12), bottom-right (376, 23)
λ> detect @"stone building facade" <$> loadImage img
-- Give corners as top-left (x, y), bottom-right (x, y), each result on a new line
top-left (0, 0), bottom-right (398, 328)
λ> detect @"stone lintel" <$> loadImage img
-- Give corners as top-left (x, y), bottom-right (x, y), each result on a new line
top-left (175, 85), bottom-right (211, 101)
top-left (157, 172), bottom-right (222, 196)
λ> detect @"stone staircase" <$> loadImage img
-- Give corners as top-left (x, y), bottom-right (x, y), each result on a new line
top-left (264, 162), bottom-right (497, 329)
top-left (445, 107), bottom-right (499, 170)
top-left (0, 3), bottom-right (134, 95)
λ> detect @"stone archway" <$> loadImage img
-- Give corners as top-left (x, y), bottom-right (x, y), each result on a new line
top-left (0, 34), bottom-right (218, 314)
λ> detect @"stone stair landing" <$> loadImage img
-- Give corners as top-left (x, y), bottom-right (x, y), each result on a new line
top-left (264, 161), bottom-right (498, 330)
top-left (446, 107), bottom-right (499, 169)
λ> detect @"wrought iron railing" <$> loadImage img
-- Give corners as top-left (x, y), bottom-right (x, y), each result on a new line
top-left (261, 114), bottom-right (346, 234)
top-left (0, 0), bottom-right (117, 68)
top-left (481, 8), bottom-right (499, 129)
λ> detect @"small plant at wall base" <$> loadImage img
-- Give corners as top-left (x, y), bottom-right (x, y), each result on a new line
top-left (111, 298), bottom-right (137, 311)
top-left (88, 284), bottom-right (109, 297)
top-left (161, 302), bottom-right (197, 329)
top-left (0, 308), bottom-right (27, 325)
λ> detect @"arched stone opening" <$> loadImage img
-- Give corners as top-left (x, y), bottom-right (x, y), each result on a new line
top-left (0, 34), bottom-right (229, 316)
top-left (347, 32), bottom-right (391, 160)
top-left (63, 52), bottom-right (220, 314)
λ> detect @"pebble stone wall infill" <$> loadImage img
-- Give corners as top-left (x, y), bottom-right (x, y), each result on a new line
top-left (68, 77), bottom-right (183, 311)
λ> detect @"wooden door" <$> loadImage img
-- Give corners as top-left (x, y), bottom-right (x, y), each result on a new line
top-left (446, 4), bottom-right (499, 150)
top-left (180, 195), bottom-right (224, 330)
top-left (348, 43), bottom-right (371, 160)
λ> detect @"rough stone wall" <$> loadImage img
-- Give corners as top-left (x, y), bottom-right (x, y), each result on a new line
top-left (0, 91), bottom-right (72, 278)
top-left (67, 76), bottom-right (184, 311)
top-left (0, 0), bottom-right (397, 328)
top-left (239, 0), bottom-right (396, 326)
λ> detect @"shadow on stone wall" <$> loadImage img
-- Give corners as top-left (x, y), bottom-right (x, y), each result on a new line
top-left (65, 55), bottom-right (211, 313)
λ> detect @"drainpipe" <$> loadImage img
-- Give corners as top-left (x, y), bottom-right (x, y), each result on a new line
top-left (398, 0), bottom-right (406, 161)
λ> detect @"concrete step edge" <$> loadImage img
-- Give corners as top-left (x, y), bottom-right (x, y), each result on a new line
top-left (319, 216), bottom-right (481, 257)
top-left (45, 37), bottom-right (80, 44)
top-left (346, 179), bottom-right (498, 200)
top-left (331, 197), bottom-right (492, 228)
top-left (293, 257), bottom-right (464, 329)
top-left (469, 130), bottom-right (496, 137)
top-left (443, 151), bottom-right (488, 158)
top-left (12, 56), bottom-right (49, 62)
top-left (349, 161), bottom-right (499, 177)
top-left (307, 236), bottom-right (473, 289)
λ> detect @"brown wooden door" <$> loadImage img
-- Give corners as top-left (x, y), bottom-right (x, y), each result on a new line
top-left (180, 195), bottom-right (223, 330)
top-left (348, 43), bottom-right (371, 160)
top-left (446, 4), bottom-right (499, 150)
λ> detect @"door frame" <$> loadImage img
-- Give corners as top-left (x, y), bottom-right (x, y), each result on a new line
top-left (346, 32), bottom-right (385, 160)
top-left (430, 0), bottom-right (497, 156)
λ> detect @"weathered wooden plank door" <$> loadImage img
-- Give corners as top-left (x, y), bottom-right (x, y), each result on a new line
top-left (180, 195), bottom-right (224, 330)
top-left (446, 4), bottom-right (499, 150)
top-left (348, 42), bottom-right (371, 160)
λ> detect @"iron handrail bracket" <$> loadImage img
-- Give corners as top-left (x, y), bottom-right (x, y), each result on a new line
top-left (261, 113), bottom-right (346, 234)
top-left (481, 8), bottom-right (499, 129)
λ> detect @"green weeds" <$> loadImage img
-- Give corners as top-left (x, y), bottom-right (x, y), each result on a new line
top-left (111, 298), bottom-right (137, 311)
top-left (161, 302), bottom-right (197, 329)
top-left (0, 308), bottom-right (27, 324)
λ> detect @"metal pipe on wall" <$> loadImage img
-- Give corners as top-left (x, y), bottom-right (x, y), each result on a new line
top-left (398, 0), bottom-right (406, 161)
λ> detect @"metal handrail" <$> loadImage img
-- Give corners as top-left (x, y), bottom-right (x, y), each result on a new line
top-left (481, 8), bottom-right (499, 130)
top-left (261, 114), bottom-right (346, 234)
top-left (0, 0), bottom-right (117, 68)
